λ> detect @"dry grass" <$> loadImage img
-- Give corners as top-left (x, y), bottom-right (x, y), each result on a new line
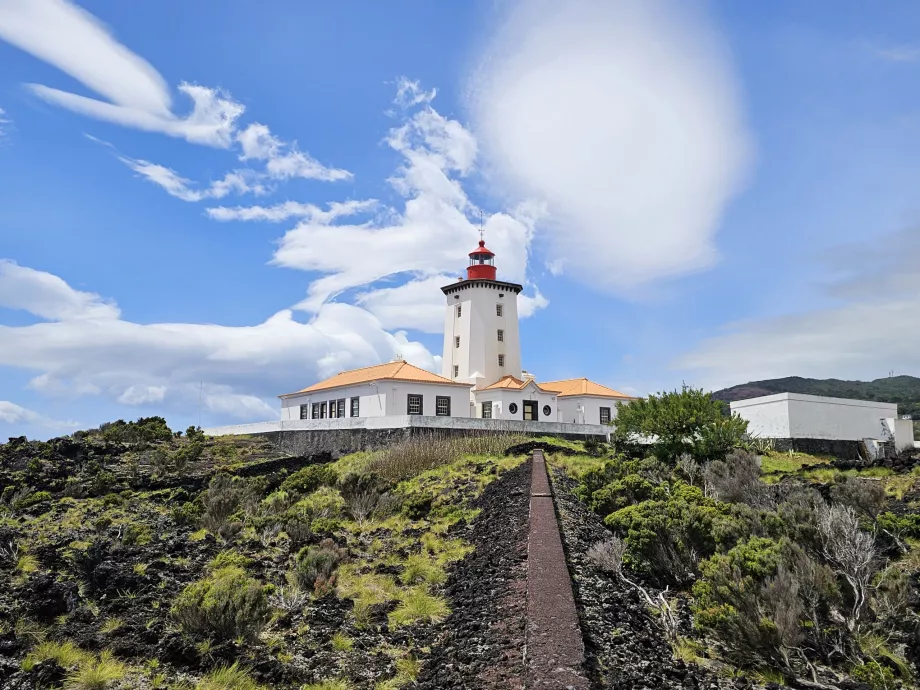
top-left (363, 431), bottom-right (525, 482)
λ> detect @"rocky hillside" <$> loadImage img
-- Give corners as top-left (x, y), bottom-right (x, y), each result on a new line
top-left (0, 418), bottom-right (541, 689)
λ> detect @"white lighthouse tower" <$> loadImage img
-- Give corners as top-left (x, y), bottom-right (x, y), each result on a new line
top-left (440, 240), bottom-right (523, 390)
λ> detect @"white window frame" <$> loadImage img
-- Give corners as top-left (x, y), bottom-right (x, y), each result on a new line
top-left (350, 397), bottom-right (360, 417)
top-left (407, 394), bottom-right (423, 415)
top-left (453, 365), bottom-right (459, 378)
top-left (498, 354), bottom-right (505, 367)
top-left (481, 401), bottom-right (492, 419)
top-left (496, 304), bottom-right (503, 317)
top-left (600, 407), bottom-right (612, 424)
top-left (435, 396), bottom-right (451, 417)
top-left (497, 329), bottom-right (504, 342)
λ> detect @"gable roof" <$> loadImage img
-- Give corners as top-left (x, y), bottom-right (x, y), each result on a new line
top-left (537, 377), bottom-right (635, 399)
top-left (279, 361), bottom-right (471, 398)
top-left (482, 374), bottom-right (551, 392)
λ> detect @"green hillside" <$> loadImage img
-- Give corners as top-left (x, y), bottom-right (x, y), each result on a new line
top-left (711, 374), bottom-right (920, 419)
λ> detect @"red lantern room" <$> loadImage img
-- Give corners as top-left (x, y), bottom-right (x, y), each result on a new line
top-left (467, 240), bottom-right (496, 280)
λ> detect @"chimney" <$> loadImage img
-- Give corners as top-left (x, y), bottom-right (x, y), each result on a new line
top-left (522, 370), bottom-right (535, 382)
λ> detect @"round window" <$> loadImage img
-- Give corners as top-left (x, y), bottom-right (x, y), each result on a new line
top-left (543, 405), bottom-right (552, 416)
top-left (508, 402), bottom-right (518, 414)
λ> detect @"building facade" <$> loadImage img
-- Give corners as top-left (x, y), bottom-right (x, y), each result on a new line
top-left (276, 241), bottom-right (635, 424)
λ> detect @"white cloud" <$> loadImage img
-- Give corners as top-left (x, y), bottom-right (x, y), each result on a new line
top-left (119, 155), bottom-right (267, 201)
top-left (518, 290), bottom-right (549, 318)
top-left (275, 93), bottom-right (539, 328)
top-left (0, 0), bottom-right (244, 147)
top-left (207, 199), bottom-right (377, 223)
top-left (0, 259), bottom-right (120, 320)
top-left (117, 384), bottom-right (166, 405)
top-left (0, 400), bottom-right (78, 430)
top-left (468, 0), bottom-right (750, 294)
top-left (0, 106), bottom-right (9, 137)
top-left (676, 228), bottom-right (920, 389)
top-left (393, 76), bottom-right (438, 108)
top-left (235, 122), bottom-right (353, 182)
top-left (0, 261), bottom-right (439, 421)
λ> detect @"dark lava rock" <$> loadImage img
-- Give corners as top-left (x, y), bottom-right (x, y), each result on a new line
top-left (551, 469), bottom-right (742, 690)
top-left (411, 459), bottom-right (531, 690)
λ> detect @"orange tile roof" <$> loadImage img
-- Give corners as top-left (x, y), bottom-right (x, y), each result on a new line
top-left (537, 377), bottom-right (635, 399)
top-left (279, 361), bottom-right (471, 397)
top-left (482, 375), bottom-right (551, 392)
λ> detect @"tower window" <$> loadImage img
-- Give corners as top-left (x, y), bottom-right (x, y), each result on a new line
top-left (453, 365), bottom-right (459, 378)
top-left (496, 304), bottom-right (503, 317)
top-left (455, 336), bottom-right (460, 348)
top-left (600, 407), bottom-right (612, 424)
top-left (498, 354), bottom-right (505, 367)
top-left (407, 394), bottom-right (423, 415)
top-left (457, 305), bottom-right (462, 318)
top-left (497, 329), bottom-right (504, 342)
top-left (482, 401), bottom-right (492, 419)
top-left (436, 396), bottom-right (451, 416)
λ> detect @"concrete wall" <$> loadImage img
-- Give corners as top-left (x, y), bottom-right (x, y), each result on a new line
top-left (441, 282), bottom-right (522, 386)
top-left (732, 393), bottom-right (898, 441)
top-left (203, 415), bottom-right (611, 458)
top-left (730, 396), bottom-right (790, 438)
top-left (883, 418), bottom-right (916, 452)
top-left (556, 396), bottom-right (626, 425)
top-left (281, 381), bottom-right (473, 420)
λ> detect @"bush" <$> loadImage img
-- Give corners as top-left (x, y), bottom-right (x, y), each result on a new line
top-left (704, 451), bottom-right (773, 509)
top-left (100, 416), bottom-right (173, 445)
top-left (611, 386), bottom-right (747, 463)
top-left (280, 465), bottom-right (337, 496)
top-left (604, 483), bottom-right (770, 585)
top-left (831, 476), bottom-right (888, 519)
top-left (338, 473), bottom-right (388, 523)
top-left (200, 475), bottom-right (259, 536)
top-left (850, 661), bottom-right (896, 690)
top-left (293, 540), bottom-right (347, 594)
top-left (172, 566), bottom-right (272, 640)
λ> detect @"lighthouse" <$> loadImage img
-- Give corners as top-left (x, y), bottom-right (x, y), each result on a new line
top-left (440, 240), bottom-right (523, 390)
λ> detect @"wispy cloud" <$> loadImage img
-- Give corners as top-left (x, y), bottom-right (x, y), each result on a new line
top-left (236, 123), bottom-right (353, 182)
top-left (0, 400), bottom-right (78, 430)
top-left (873, 43), bottom-right (920, 62)
top-left (0, 258), bottom-right (120, 320)
top-left (119, 156), bottom-right (267, 202)
top-left (207, 199), bottom-right (377, 223)
top-left (676, 226), bottom-right (920, 388)
top-left (0, 0), bottom-right (243, 146)
top-left (0, 106), bottom-right (10, 138)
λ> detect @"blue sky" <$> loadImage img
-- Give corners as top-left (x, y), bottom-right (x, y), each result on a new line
top-left (1, 0), bottom-right (920, 439)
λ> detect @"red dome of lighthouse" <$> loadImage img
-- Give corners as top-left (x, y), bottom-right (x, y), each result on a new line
top-left (467, 240), bottom-right (497, 280)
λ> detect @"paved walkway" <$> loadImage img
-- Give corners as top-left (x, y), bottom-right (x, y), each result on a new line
top-left (526, 449), bottom-right (590, 689)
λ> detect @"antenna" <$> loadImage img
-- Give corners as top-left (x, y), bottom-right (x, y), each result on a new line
top-left (479, 210), bottom-right (484, 242)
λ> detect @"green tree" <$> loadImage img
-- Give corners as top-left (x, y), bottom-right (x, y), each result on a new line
top-left (613, 385), bottom-right (747, 463)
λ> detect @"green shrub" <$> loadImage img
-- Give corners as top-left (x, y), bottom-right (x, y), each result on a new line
top-left (280, 465), bottom-right (337, 496)
top-left (611, 385), bottom-right (746, 462)
top-left (877, 511), bottom-right (920, 539)
top-left (100, 416), bottom-right (173, 445)
top-left (17, 490), bottom-right (52, 509)
top-left (172, 566), bottom-right (272, 640)
top-left (208, 551), bottom-right (253, 571)
top-left (850, 661), bottom-right (896, 690)
top-left (293, 540), bottom-right (347, 594)
top-left (172, 442), bottom-right (203, 470)
top-left (388, 588), bottom-right (450, 627)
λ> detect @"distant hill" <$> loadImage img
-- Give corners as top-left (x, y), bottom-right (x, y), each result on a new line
top-left (712, 375), bottom-right (920, 419)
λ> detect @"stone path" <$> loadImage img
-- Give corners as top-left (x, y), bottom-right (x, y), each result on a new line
top-left (526, 449), bottom-right (591, 689)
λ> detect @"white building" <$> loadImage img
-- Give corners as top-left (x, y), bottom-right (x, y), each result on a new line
top-left (731, 392), bottom-right (915, 452)
top-left (277, 241), bottom-right (635, 424)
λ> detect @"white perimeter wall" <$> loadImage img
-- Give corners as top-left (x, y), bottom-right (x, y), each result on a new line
top-left (732, 393), bottom-right (898, 441)
top-left (557, 397), bottom-right (627, 426)
top-left (883, 418), bottom-right (916, 452)
top-left (281, 381), bottom-right (473, 420)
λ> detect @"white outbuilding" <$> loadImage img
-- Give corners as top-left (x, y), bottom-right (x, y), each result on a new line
top-left (730, 392), bottom-right (915, 452)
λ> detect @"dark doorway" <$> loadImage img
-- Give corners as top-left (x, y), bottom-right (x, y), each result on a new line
top-left (523, 400), bottom-right (538, 421)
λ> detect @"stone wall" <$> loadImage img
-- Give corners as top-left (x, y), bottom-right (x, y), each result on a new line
top-left (251, 424), bottom-right (607, 458)
top-left (771, 437), bottom-right (861, 460)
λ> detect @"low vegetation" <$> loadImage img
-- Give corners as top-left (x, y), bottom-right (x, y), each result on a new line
top-left (0, 420), bottom-right (527, 688)
top-left (562, 386), bottom-right (920, 688)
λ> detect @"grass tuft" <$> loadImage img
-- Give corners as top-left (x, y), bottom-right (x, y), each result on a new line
top-left (197, 662), bottom-right (264, 690)
top-left (62, 650), bottom-right (126, 690)
top-left (388, 588), bottom-right (450, 628)
top-left (23, 640), bottom-right (90, 672)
